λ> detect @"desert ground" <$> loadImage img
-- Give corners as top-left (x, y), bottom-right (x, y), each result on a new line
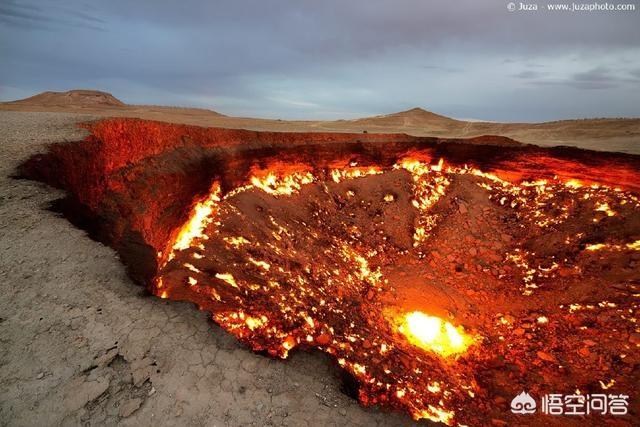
top-left (1, 90), bottom-right (639, 154)
top-left (0, 111), bottom-right (418, 426)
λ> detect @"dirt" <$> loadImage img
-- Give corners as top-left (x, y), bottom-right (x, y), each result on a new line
top-left (0, 111), bottom-right (418, 427)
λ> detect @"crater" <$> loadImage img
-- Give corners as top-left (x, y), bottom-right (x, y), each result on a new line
top-left (19, 118), bottom-right (640, 425)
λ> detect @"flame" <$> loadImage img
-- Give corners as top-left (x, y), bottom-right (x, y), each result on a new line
top-left (330, 166), bottom-right (382, 183)
top-left (250, 171), bottom-right (315, 195)
top-left (415, 406), bottom-right (455, 425)
top-left (215, 272), bottom-right (239, 288)
top-left (586, 243), bottom-right (607, 251)
top-left (165, 183), bottom-right (221, 261)
top-left (595, 201), bottom-right (616, 217)
top-left (399, 311), bottom-right (472, 357)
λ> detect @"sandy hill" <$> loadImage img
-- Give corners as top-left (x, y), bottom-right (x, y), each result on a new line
top-left (349, 107), bottom-right (460, 128)
top-left (7, 90), bottom-right (125, 107)
top-left (1, 89), bottom-right (226, 122)
top-left (1, 90), bottom-right (638, 154)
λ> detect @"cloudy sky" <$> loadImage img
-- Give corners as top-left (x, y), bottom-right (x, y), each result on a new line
top-left (1, 0), bottom-right (639, 121)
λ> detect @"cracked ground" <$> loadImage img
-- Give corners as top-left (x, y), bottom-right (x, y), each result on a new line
top-left (0, 111), bottom-right (419, 427)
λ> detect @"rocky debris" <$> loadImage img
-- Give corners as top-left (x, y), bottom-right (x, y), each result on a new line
top-left (95, 347), bottom-right (119, 367)
top-left (64, 376), bottom-right (110, 411)
top-left (536, 351), bottom-right (557, 363)
top-left (119, 397), bottom-right (143, 418)
top-left (130, 357), bottom-right (155, 387)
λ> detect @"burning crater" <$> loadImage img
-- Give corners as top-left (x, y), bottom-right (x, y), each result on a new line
top-left (20, 118), bottom-right (640, 425)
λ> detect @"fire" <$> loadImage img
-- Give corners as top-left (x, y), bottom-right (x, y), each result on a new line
top-left (165, 183), bottom-right (221, 261)
top-left (399, 311), bottom-right (472, 357)
top-left (153, 151), bottom-right (640, 426)
top-left (250, 171), bottom-right (315, 195)
top-left (329, 165), bottom-right (382, 183)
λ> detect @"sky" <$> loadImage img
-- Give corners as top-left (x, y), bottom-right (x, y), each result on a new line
top-left (1, 0), bottom-right (639, 122)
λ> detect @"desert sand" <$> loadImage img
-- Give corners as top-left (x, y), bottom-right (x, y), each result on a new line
top-left (2, 89), bottom-right (639, 154)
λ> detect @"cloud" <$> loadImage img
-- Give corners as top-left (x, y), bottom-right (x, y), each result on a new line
top-left (573, 66), bottom-right (613, 82)
top-left (0, 0), bottom-right (106, 31)
top-left (422, 65), bottom-right (462, 73)
top-left (526, 66), bottom-right (640, 90)
top-left (1, 0), bottom-right (640, 121)
top-left (513, 70), bottom-right (547, 79)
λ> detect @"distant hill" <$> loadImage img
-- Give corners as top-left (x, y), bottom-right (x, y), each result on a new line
top-left (343, 107), bottom-right (462, 134)
top-left (6, 90), bottom-right (125, 107)
top-left (350, 107), bottom-right (460, 127)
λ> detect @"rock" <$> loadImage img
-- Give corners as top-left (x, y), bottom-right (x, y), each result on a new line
top-left (36, 372), bottom-right (44, 379)
top-left (64, 376), bottom-right (110, 411)
top-left (536, 351), bottom-right (557, 363)
top-left (458, 203), bottom-right (468, 214)
top-left (316, 333), bottom-right (331, 346)
top-left (629, 333), bottom-right (640, 345)
top-left (491, 418), bottom-right (508, 426)
top-left (578, 347), bottom-right (591, 357)
top-left (557, 267), bottom-right (572, 277)
top-left (95, 348), bottom-right (119, 367)
top-left (119, 398), bottom-right (142, 418)
top-left (503, 315), bottom-right (516, 324)
top-left (365, 289), bottom-right (376, 301)
top-left (131, 358), bottom-right (154, 387)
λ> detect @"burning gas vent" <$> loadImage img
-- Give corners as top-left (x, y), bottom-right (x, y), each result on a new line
top-left (19, 118), bottom-right (640, 425)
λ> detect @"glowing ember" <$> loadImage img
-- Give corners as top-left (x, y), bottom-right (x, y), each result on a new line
top-left (152, 155), bottom-right (640, 426)
top-left (399, 311), bottom-right (472, 357)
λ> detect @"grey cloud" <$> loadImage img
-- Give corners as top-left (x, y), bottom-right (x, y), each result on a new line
top-left (527, 66), bottom-right (640, 90)
top-left (1, 0), bottom-right (639, 121)
top-left (573, 66), bottom-right (613, 82)
top-left (513, 70), bottom-right (548, 79)
top-left (0, 0), bottom-right (106, 31)
top-left (422, 65), bottom-right (462, 73)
